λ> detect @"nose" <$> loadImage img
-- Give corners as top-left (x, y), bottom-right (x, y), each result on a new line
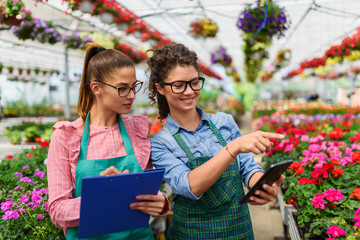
top-left (183, 83), bottom-right (194, 94)
top-left (126, 88), bottom-right (136, 99)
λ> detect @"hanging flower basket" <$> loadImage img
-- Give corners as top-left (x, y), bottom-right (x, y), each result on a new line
top-left (4, 16), bottom-right (22, 26)
top-left (26, 68), bottom-right (31, 75)
top-left (236, 0), bottom-right (290, 82)
top-left (189, 18), bottom-right (218, 39)
top-left (7, 66), bottom-right (14, 74)
top-left (18, 68), bottom-right (23, 75)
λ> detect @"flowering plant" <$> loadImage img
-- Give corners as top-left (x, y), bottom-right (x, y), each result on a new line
top-left (236, 0), bottom-right (290, 82)
top-left (189, 18), bottom-right (218, 38)
top-left (62, 32), bottom-right (93, 49)
top-left (12, 18), bottom-right (62, 44)
top-left (210, 46), bottom-right (240, 82)
top-left (0, 146), bottom-right (65, 239)
top-left (114, 43), bottom-right (147, 64)
top-left (256, 109), bottom-right (360, 239)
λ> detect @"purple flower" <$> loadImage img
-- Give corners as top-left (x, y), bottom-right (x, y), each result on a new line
top-left (44, 202), bottom-right (49, 212)
top-left (1, 201), bottom-right (15, 212)
top-left (31, 194), bottom-right (43, 204)
top-left (20, 177), bottom-right (33, 184)
top-left (36, 214), bottom-right (44, 220)
top-left (22, 165), bottom-right (29, 170)
top-left (2, 210), bottom-right (19, 220)
top-left (20, 194), bottom-right (30, 203)
top-left (14, 186), bottom-right (23, 191)
top-left (34, 169), bottom-right (45, 179)
top-left (14, 172), bottom-right (23, 178)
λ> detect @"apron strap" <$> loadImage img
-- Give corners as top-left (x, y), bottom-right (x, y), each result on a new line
top-left (172, 119), bottom-right (227, 161)
top-left (173, 133), bottom-right (195, 160)
top-left (207, 119), bottom-right (227, 147)
top-left (78, 113), bottom-right (134, 162)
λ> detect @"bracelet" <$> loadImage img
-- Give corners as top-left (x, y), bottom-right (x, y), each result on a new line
top-left (225, 145), bottom-right (236, 159)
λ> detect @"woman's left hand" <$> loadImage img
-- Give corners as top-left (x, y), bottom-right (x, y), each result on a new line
top-left (129, 193), bottom-right (165, 217)
top-left (248, 175), bottom-right (285, 205)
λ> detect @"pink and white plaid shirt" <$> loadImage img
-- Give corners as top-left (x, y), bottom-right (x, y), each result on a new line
top-left (47, 115), bottom-right (169, 235)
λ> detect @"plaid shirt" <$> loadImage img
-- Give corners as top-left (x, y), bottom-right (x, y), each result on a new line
top-left (47, 116), bottom-right (169, 234)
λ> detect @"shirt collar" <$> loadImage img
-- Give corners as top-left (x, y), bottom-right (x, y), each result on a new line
top-left (165, 106), bottom-right (209, 135)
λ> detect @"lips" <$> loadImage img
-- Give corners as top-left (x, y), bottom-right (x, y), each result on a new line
top-left (181, 97), bottom-right (195, 104)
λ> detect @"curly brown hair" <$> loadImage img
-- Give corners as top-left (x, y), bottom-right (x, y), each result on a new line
top-left (146, 43), bottom-right (199, 120)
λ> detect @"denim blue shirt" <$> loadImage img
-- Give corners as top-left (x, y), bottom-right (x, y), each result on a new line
top-left (150, 107), bottom-right (264, 201)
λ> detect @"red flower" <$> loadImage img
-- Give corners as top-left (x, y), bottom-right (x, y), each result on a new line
top-left (35, 137), bottom-right (42, 143)
top-left (40, 141), bottom-right (49, 148)
top-left (298, 177), bottom-right (313, 184)
top-left (289, 161), bottom-right (304, 175)
top-left (26, 153), bottom-right (33, 158)
top-left (6, 155), bottom-right (14, 159)
top-left (352, 152), bottom-right (360, 164)
top-left (350, 188), bottom-right (360, 199)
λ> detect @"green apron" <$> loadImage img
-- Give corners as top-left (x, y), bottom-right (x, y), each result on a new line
top-left (168, 120), bottom-right (254, 240)
top-left (66, 113), bottom-right (154, 240)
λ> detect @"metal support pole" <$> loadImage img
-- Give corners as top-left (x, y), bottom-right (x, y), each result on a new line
top-left (349, 75), bottom-right (356, 106)
top-left (64, 47), bottom-right (71, 120)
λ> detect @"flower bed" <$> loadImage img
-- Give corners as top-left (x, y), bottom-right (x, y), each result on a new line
top-left (256, 110), bottom-right (360, 239)
top-left (0, 143), bottom-right (65, 239)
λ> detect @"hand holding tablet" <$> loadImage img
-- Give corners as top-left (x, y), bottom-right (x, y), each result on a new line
top-left (240, 160), bottom-right (293, 205)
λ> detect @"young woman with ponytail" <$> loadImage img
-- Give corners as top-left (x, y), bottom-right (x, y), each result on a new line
top-left (47, 43), bottom-right (169, 240)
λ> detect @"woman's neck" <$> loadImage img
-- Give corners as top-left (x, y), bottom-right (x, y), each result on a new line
top-left (89, 105), bottom-right (117, 127)
top-left (170, 108), bottom-right (201, 131)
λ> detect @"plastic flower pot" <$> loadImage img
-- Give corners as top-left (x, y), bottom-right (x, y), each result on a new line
top-left (133, 30), bottom-right (142, 39)
top-left (100, 12), bottom-right (113, 24)
top-left (117, 22), bottom-right (128, 31)
top-left (79, 0), bottom-right (93, 13)
top-left (18, 68), bottom-right (23, 75)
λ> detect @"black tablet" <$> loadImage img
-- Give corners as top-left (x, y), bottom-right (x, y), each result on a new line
top-left (239, 160), bottom-right (293, 204)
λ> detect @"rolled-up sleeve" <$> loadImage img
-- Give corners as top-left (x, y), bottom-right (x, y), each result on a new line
top-left (150, 135), bottom-right (202, 201)
top-left (227, 114), bottom-right (264, 187)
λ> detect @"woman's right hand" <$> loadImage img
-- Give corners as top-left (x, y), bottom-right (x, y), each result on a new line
top-left (100, 166), bottom-right (129, 176)
top-left (231, 131), bottom-right (284, 155)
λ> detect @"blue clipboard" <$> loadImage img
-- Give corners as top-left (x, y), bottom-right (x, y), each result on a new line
top-left (78, 168), bottom-right (165, 239)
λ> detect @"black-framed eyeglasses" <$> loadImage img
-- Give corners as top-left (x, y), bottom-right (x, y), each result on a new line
top-left (160, 77), bottom-right (205, 94)
top-left (95, 80), bottom-right (143, 97)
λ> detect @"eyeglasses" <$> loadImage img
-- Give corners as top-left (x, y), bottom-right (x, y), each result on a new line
top-left (160, 77), bottom-right (205, 94)
top-left (95, 80), bottom-right (143, 97)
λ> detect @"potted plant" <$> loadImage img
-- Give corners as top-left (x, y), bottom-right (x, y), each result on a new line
top-left (7, 66), bottom-right (14, 74)
top-left (26, 67), bottom-right (31, 75)
top-left (189, 18), bottom-right (219, 39)
top-left (0, 62), bottom-right (3, 73)
top-left (41, 69), bottom-right (48, 76)
top-left (33, 67), bottom-right (40, 75)
top-left (17, 67), bottom-right (23, 75)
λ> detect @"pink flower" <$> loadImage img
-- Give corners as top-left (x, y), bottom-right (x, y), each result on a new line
top-left (34, 169), bottom-right (45, 179)
top-left (300, 135), bottom-right (309, 142)
top-left (14, 172), bottom-right (23, 178)
top-left (355, 208), bottom-right (360, 216)
top-left (26, 153), bottom-right (33, 158)
top-left (284, 144), bottom-right (293, 152)
top-left (14, 186), bottom-right (23, 191)
top-left (326, 238), bottom-right (335, 240)
top-left (311, 193), bottom-right (326, 209)
top-left (326, 225), bottom-right (346, 237)
top-left (20, 177), bottom-right (33, 184)
top-left (20, 194), bottom-right (29, 203)
top-left (36, 214), bottom-right (44, 221)
top-left (324, 188), bottom-right (343, 203)
top-left (31, 195), bottom-right (43, 204)
top-left (2, 210), bottom-right (19, 220)
top-left (22, 165), bottom-right (29, 170)
top-left (1, 201), bottom-right (15, 212)
top-left (309, 144), bottom-right (321, 153)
